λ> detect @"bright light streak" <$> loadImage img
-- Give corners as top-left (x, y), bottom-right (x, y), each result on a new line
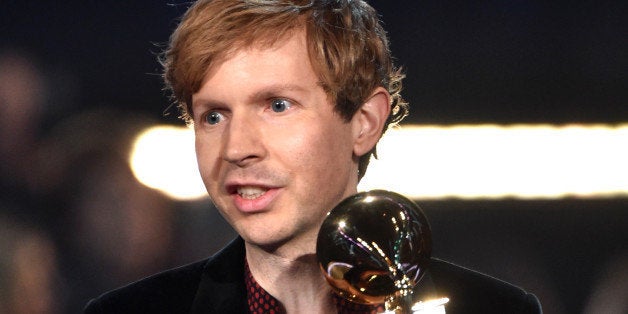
top-left (130, 125), bottom-right (207, 200)
top-left (411, 297), bottom-right (449, 314)
top-left (359, 124), bottom-right (628, 199)
top-left (129, 123), bottom-right (628, 201)
top-left (382, 297), bottom-right (449, 314)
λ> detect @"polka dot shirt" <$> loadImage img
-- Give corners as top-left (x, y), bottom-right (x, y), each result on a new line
top-left (245, 260), bottom-right (385, 314)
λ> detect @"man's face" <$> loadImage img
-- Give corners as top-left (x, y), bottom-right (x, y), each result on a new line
top-left (191, 31), bottom-right (360, 251)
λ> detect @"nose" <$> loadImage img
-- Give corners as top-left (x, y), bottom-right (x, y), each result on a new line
top-left (221, 112), bottom-right (264, 166)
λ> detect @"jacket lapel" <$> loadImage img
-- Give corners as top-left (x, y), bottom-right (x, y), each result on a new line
top-left (189, 238), bottom-right (248, 314)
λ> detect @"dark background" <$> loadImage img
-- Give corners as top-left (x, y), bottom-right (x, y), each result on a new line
top-left (378, 0), bottom-right (627, 124)
top-left (2, 1), bottom-right (626, 125)
top-left (2, 1), bottom-right (626, 313)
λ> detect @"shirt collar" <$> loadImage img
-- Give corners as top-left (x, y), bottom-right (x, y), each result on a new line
top-left (244, 258), bottom-right (385, 314)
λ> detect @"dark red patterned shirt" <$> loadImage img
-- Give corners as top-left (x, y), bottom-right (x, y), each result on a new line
top-left (245, 260), bottom-right (385, 314)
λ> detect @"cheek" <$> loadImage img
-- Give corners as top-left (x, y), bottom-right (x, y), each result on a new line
top-left (281, 122), bottom-right (354, 179)
top-left (195, 137), bottom-right (221, 188)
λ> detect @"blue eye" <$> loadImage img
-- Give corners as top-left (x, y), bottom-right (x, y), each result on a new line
top-left (205, 111), bottom-right (224, 125)
top-left (271, 99), bottom-right (292, 113)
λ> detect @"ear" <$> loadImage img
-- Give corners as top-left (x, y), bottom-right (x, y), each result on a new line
top-left (351, 87), bottom-right (391, 157)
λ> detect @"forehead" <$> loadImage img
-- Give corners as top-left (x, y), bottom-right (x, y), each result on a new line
top-left (195, 30), bottom-right (322, 98)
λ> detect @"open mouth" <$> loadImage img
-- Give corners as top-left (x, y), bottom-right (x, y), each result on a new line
top-left (236, 186), bottom-right (268, 199)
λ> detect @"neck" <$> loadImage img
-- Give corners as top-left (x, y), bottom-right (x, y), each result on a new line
top-left (245, 241), bottom-right (336, 314)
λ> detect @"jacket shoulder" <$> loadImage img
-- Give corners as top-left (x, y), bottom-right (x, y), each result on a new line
top-left (83, 238), bottom-right (247, 314)
top-left (83, 258), bottom-right (208, 314)
top-left (429, 258), bottom-right (542, 314)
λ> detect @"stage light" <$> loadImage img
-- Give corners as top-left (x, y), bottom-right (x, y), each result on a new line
top-left (359, 124), bottom-right (628, 199)
top-left (130, 124), bottom-right (628, 200)
top-left (129, 125), bottom-right (207, 200)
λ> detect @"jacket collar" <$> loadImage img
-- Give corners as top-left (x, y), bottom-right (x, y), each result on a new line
top-left (187, 237), bottom-right (440, 313)
top-left (189, 237), bottom-right (248, 314)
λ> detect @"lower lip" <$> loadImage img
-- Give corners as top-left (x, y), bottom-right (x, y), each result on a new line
top-left (232, 188), bottom-right (280, 213)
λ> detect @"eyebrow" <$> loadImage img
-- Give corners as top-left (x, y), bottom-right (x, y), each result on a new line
top-left (247, 83), bottom-right (310, 102)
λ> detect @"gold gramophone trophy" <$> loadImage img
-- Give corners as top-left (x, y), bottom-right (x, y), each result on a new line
top-left (316, 190), bottom-right (449, 314)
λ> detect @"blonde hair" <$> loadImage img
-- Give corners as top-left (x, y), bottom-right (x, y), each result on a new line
top-left (161, 0), bottom-right (408, 179)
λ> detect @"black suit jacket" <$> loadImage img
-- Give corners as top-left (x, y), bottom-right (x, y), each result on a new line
top-left (84, 237), bottom-right (541, 314)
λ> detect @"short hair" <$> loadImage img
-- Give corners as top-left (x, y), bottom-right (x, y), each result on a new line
top-left (161, 0), bottom-right (408, 180)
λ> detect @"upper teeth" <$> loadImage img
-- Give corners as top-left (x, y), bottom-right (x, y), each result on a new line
top-left (237, 186), bottom-right (267, 199)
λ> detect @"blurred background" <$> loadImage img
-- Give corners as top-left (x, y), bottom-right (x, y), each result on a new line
top-left (1, 1), bottom-right (626, 313)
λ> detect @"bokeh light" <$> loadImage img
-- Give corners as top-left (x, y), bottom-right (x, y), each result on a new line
top-left (130, 124), bottom-right (628, 200)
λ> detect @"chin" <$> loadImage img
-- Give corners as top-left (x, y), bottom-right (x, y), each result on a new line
top-left (243, 234), bottom-right (290, 252)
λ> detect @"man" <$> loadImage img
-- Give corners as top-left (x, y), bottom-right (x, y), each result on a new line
top-left (85, 0), bottom-right (542, 313)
